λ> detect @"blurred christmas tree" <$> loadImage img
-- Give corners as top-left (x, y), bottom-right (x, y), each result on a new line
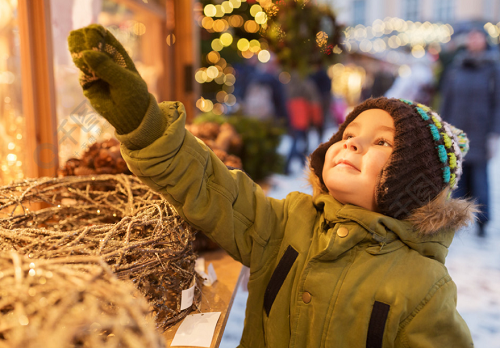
top-left (194, 0), bottom-right (344, 115)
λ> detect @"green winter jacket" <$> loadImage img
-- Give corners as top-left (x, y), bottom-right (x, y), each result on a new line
top-left (117, 97), bottom-right (473, 348)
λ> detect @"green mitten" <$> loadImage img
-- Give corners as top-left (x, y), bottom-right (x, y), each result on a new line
top-left (68, 24), bottom-right (149, 135)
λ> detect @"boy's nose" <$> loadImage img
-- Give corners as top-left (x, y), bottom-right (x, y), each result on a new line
top-left (343, 138), bottom-right (359, 152)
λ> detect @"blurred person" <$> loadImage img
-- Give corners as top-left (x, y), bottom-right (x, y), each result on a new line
top-left (284, 71), bottom-right (322, 174)
top-left (242, 54), bottom-right (289, 125)
top-left (440, 28), bottom-right (500, 237)
top-left (309, 62), bottom-right (332, 140)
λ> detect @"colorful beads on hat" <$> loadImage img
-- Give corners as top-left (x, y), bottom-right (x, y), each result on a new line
top-left (441, 133), bottom-right (452, 148)
top-left (442, 166), bottom-right (451, 183)
top-left (437, 145), bottom-right (447, 163)
top-left (428, 124), bottom-right (441, 141)
top-left (450, 173), bottom-right (456, 187)
top-left (400, 98), bottom-right (413, 105)
top-left (448, 153), bottom-right (457, 168)
top-left (431, 115), bottom-right (442, 129)
top-left (416, 107), bottom-right (430, 120)
top-left (417, 103), bottom-right (431, 112)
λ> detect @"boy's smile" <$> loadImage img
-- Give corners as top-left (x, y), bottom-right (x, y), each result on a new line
top-left (322, 109), bottom-right (395, 212)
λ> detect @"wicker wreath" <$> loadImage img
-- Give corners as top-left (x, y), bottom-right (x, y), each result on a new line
top-left (0, 174), bottom-right (201, 331)
top-left (0, 252), bottom-right (164, 348)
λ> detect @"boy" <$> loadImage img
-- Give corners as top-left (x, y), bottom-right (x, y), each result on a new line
top-left (68, 25), bottom-right (476, 347)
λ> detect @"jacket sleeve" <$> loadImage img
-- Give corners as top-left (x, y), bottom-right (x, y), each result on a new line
top-left (397, 276), bottom-right (473, 348)
top-left (115, 98), bottom-right (289, 269)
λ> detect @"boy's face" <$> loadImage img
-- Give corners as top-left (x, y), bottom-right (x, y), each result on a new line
top-left (322, 109), bottom-right (395, 212)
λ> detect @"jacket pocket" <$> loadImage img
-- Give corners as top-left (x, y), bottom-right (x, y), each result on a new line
top-left (263, 245), bottom-right (299, 316)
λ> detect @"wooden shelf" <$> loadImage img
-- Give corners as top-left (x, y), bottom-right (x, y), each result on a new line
top-left (164, 249), bottom-right (245, 348)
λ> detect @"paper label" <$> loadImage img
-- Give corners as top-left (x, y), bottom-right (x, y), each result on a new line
top-left (180, 277), bottom-right (196, 311)
top-left (170, 312), bottom-right (222, 347)
top-left (207, 263), bottom-right (217, 285)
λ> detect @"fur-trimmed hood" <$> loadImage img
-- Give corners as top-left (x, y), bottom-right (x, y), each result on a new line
top-left (307, 164), bottom-right (478, 236)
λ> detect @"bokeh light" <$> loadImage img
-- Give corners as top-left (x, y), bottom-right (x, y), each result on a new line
top-left (204, 4), bottom-right (216, 17)
top-left (279, 71), bottom-right (291, 84)
top-left (249, 4), bottom-right (263, 17)
top-left (211, 38), bottom-right (224, 51)
top-left (220, 32), bottom-right (234, 46)
top-left (237, 38), bottom-right (250, 51)
top-left (258, 50), bottom-right (271, 63)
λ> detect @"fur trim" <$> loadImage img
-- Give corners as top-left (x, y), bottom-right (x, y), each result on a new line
top-left (405, 188), bottom-right (479, 235)
top-left (306, 163), bottom-right (479, 235)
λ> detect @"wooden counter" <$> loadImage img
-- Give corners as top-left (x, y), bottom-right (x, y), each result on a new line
top-left (164, 249), bottom-right (245, 347)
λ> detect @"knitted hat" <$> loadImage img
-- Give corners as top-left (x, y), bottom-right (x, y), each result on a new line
top-left (310, 97), bottom-right (469, 219)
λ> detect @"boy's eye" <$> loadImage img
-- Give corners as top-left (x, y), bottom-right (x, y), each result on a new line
top-left (343, 133), bottom-right (354, 140)
top-left (376, 139), bottom-right (392, 147)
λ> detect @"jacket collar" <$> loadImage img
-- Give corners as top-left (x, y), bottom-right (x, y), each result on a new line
top-left (313, 194), bottom-right (454, 264)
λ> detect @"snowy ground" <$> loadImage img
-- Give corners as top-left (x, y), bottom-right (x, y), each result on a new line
top-left (220, 126), bottom-right (500, 348)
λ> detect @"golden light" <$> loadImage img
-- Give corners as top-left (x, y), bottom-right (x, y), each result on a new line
top-left (6, 154), bottom-right (17, 163)
top-left (373, 38), bottom-right (386, 52)
top-left (204, 4), bottom-right (216, 17)
top-left (258, 50), bottom-right (271, 63)
top-left (359, 39), bottom-right (372, 52)
top-left (202, 17), bottom-right (214, 30)
top-left (218, 58), bottom-right (228, 69)
top-left (215, 4), bottom-right (224, 17)
top-left (255, 12), bottom-right (267, 25)
top-left (279, 72), bottom-right (291, 84)
top-left (250, 4), bottom-right (263, 17)
top-left (213, 19), bottom-right (229, 32)
top-left (229, 15), bottom-right (244, 27)
top-left (411, 44), bottom-right (425, 58)
top-left (197, 98), bottom-right (214, 112)
top-left (223, 84), bottom-right (235, 94)
top-left (213, 103), bottom-right (225, 115)
top-left (244, 20), bottom-right (259, 33)
top-left (224, 66), bottom-right (235, 75)
top-left (242, 50), bottom-right (254, 59)
top-left (237, 38), bottom-right (250, 51)
top-left (220, 32), bottom-right (234, 46)
top-left (316, 31), bottom-right (328, 47)
top-left (195, 69), bottom-right (208, 83)
top-left (225, 74), bottom-right (236, 86)
top-left (388, 35), bottom-right (401, 49)
top-left (221, 1), bottom-right (234, 14)
top-left (398, 64), bottom-right (412, 78)
top-left (215, 74), bottom-right (226, 85)
top-left (207, 51), bottom-right (221, 64)
top-left (166, 34), bottom-right (176, 46)
top-left (249, 39), bottom-right (261, 52)
top-left (7, 142), bottom-right (15, 150)
top-left (216, 91), bottom-right (228, 103)
top-left (211, 38), bottom-right (224, 51)
top-left (207, 66), bottom-right (220, 79)
top-left (133, 22), bottom-right (146, 35)
top-left (224, 94), bottom-right (237, 106)
top-left (229, 0), bottom-right (242, 9)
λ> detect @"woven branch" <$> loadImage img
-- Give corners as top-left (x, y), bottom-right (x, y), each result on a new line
top-left (0, 252), bottom-right (164, 348)
top-left (0, 174), bottom-right (200, 331)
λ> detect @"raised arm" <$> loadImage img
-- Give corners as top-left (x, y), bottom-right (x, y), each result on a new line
top-left (68, 25), bottom-right (289, 269)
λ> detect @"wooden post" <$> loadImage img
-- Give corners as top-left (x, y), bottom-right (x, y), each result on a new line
top-left (173, 0), bottom-right (199, 122)
top-left (18, 0), bottom-right (58, 179)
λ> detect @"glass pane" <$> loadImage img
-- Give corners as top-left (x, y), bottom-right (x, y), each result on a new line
top-left (50, 0), bottom-right (163, 167)
top-left (0, 0), bottom-right (26, 185)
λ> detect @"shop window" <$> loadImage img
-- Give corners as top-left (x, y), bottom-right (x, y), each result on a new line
top-left (50, 0), bottom-right (164, 166)
top-left (0, 0), bottom-right (27, 185)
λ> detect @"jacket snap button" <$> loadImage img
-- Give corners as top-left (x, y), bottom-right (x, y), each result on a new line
top-left (337, 227), bottom-right (349, 238)
top-left (302, 291), bottom-right (312, 304)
